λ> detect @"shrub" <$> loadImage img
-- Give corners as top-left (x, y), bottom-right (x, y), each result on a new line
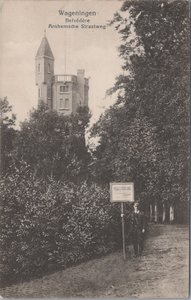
top-left (0, 164), bottom-right (121, 285)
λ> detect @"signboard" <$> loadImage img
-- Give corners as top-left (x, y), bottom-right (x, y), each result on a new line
top-left (110, 182), bottom-right (134, 203)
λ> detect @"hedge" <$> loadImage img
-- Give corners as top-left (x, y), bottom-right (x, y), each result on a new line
top-left (0, 165), bottom-right (122, 285)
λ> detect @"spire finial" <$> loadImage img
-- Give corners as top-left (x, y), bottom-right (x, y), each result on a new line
top-left (44, 29), bottom-right (46, 37)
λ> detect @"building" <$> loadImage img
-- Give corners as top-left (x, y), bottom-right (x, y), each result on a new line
top-left (35, 33), bottom-right (89, 115)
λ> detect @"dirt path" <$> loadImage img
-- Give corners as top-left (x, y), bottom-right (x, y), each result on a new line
top-left (0, 224), bottom-right (189, 298)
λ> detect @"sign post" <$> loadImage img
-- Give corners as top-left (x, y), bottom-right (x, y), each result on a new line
top-left (121, 202), bottom-right (126, 260)
top-left (110, 182), bottom-right (134, 260)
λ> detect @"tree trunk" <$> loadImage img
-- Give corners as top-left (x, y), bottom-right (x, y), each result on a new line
top-left (170, 205), bottom-right (174, 223)
top-left (154, 204), bottom-right (158, 223)
top-left (162, 203), bottom-right (166, 223)
top-left (150, 204), bottom-right (153, 222)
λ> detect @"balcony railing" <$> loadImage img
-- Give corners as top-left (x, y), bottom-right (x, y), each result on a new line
top-left (54, 75), bottom-right (77, 83)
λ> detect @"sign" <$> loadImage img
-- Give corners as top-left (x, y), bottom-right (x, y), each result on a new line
top-left (110, 182), bottom-right (134, 203)
top-left (110, 182), bottom-right (134, 260)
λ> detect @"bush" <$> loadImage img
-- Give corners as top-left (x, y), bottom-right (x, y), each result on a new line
top-left (0, 164), bottom-right (121, 285)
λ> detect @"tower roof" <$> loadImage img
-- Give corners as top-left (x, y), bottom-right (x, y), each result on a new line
top-left (36, 34), bottom-right (54, 59)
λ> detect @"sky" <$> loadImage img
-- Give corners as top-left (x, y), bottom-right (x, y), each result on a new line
top-left (0, 0), bottom-right (123, 127)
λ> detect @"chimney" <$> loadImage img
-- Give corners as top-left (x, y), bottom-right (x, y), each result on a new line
top-left (77, 69), bottom-right (85, 78)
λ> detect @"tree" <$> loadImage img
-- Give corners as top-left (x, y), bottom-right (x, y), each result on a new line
top-left (90, 102), bottom-right (159, 205)
top-left (90, 0), bottom-right (189, 221)
top-left (0, 97), bottom-right (16, 175)
top-left (14, 103), bottom-right (91, 182)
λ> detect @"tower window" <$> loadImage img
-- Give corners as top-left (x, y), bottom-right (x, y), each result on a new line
top-left (60, 85), bottom-right (69, 93)
top-left (38, 87), bottom-right (41, 98)
top-left (60, 99), bottom-right (64, 108)
top-left (38, 64), bottom-right (40, 72)
top-left (48, 86), bottom-right (51, 98)
top-left (65, 98), bottom-right (69, 109)
top-left (48, 63), bottom-right (51, 73)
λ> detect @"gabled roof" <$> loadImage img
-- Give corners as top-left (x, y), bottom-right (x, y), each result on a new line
top-left (36, 34), bottom-right (54, 59)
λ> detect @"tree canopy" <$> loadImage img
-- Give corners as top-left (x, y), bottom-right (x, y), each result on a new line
top-left (0, 97), bottom-right (17, 174)
top-left (90, 0), bottom-right (189, 215)
top-left (14, 104), bottom-right (91, 182)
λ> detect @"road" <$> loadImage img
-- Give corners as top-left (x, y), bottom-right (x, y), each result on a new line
top-left (0, 224), bottom-right (189, 298)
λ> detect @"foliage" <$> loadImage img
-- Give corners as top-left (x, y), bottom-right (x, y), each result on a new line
top-left (0, 97), bottom-right (17, 174)
top-left (90, 0), bottom-right (189, 220)
top-left (0, 164), bottom-right (121, 285)
top-left (13, 103), bottom-right (91, 182)
top-left (91, 106), bottom-right (158, 192)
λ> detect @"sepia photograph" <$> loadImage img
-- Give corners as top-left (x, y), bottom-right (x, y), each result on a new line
top-left (0, 0), bottom-right (190, 298)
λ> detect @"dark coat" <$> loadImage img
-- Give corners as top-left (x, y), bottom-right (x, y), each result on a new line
top-left (131, 211), bottom-right (146, 242)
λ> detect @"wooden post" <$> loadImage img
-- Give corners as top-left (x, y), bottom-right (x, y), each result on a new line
top-left (121, 202), bottom-right (126, 260)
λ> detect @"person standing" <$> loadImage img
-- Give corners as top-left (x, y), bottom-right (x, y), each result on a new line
top-left (131, 202), bottom-right (146, 257)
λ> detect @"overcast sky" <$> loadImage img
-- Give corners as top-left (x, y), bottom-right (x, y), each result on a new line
top-left (0, 0), bottom-right (123, 127)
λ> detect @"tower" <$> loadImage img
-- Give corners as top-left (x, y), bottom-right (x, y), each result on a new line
top-left (35, 32), bottom-right (54, 108)
top-left (35, 34), bottom-right (89, 114)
